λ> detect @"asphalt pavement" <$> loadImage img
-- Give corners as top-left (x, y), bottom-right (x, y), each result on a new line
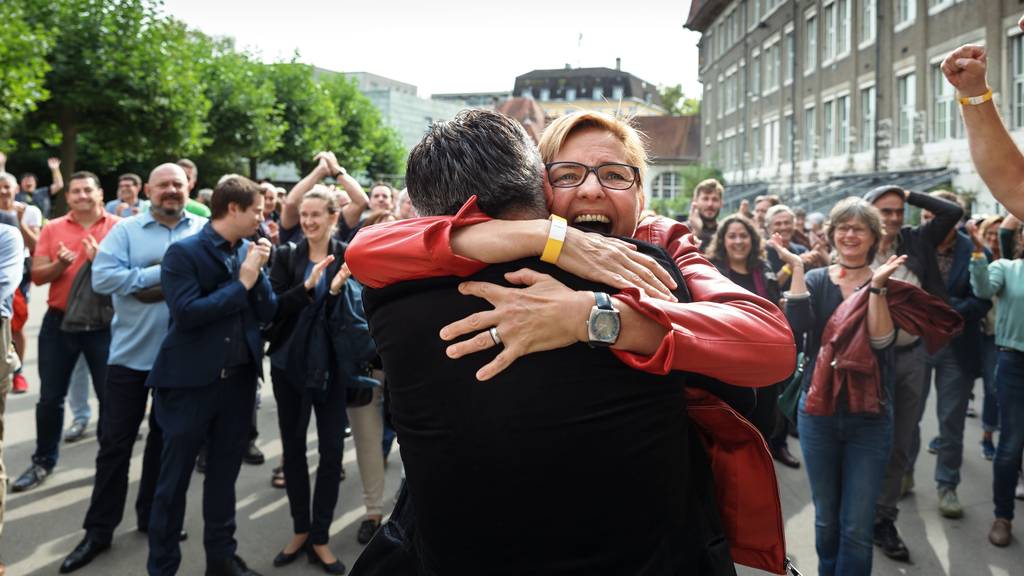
top-left (2, 287), bottom-right (1020, 575)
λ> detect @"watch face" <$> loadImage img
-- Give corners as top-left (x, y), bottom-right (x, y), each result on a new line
top-left (590, 310), bottom-right (620, 342)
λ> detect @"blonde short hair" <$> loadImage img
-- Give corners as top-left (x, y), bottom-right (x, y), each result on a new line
top-left (538, 111), bottom-right (649, 188)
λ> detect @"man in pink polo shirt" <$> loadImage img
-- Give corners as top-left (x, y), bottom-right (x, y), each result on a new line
top-left (12, 171), bottom-right (119, 492)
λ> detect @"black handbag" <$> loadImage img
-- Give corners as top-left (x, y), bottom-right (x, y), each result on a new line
top-left (777, 333), bottom-right (808, 426)
top-left (61, 261), bottom-right (114, 332)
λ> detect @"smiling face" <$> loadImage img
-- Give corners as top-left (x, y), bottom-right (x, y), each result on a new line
top-left (300, 196), bottom-right (338, 243)
top-left (831, 216), bottom-right (875, 263)
top-left (66, 176), bottom-right (101, 215)
top-left (226, 195), bottom-right (265, 239)
top-left (548, 127), bottom-right (642, 237)
top-left (695, 190), bottom-right (722, 221)
top-left (0, 175), bottom-right (17, 209)
top-left (768, 211), bottom-right (795, 244)
top-left (369, 185), bottom-right (394, 212)
top-left (147, 165), bottom-right (188, 218)
top-left (873, 192), bottom-right (905, 239)
top-left (724, 221), bottom-right (753, 264)
top-left (118, 178), bottom-right (141, 204)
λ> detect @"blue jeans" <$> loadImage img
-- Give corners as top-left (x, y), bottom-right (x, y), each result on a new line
top-left (993, 349), bottom-right (1024, 520)
top-left (34, 309), bottom-right (109, 470)
top-left (981, 334), bottom-right (999, 433)
top-left (799, 394), bottom-right (893, 576)
top-left (67, 355), bottom-right (92, 424)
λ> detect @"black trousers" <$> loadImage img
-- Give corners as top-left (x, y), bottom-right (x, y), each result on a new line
top-left (271, 367), bottom-right (347, 544)
top-left (147, 366), bottom-right (256, 576)
top-left (83, 365), bottom-right (163, 542)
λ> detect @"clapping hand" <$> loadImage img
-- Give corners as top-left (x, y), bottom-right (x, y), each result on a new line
top-left (871, 254), bottom-right (908, 289)
top-left (767, 233), bottom-right (802, 267)
top-left (329, 262), bottom-right (351, 295)
top-left (57, 242), bottom-right (77, 266)
top-left (304, 255), bottom-right (334, 291)
top-left (239, 238), bottom-right (272, 290)
top-left (82, 235), bottom-right (99, 261)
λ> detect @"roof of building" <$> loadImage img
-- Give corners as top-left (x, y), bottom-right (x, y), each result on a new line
top-left (513, 67), bottom-right (663, 108)
top-left (495, 98), bottom-right (547, 143)
top-left (685, 0), bottom-right (730, 32)
top-left (633, 116), bottom-right (701, 162)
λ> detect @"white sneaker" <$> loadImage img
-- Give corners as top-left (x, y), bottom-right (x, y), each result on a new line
top-left (1015, 473), bottom-right (1024, 501)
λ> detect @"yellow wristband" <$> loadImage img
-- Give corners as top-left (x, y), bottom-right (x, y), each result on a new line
top-left (540, 215), bottom-right (568, 264)
top-left (781, 264), bottom-right (792, 276)
top-left (971, 250), bottom-right (986, 260)
top-left (959, 89), bottom-right (993, 106)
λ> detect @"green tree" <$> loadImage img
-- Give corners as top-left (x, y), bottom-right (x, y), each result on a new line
top-left (659, 84), bottom-right (701, 116)
top-left (322, 75), bottom-right (405, 178)
top-left (191, 34), bottom-right (286, 179)
top-left (0, 0), bottom-right (53, 147)
top-left (266, 61), bottom-right (343, 173)
top-left (21, 0), bottom-right (210, 195)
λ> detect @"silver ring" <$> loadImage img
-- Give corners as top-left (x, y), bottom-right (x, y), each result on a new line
top-left (489, 327), bottom-right (502, 346)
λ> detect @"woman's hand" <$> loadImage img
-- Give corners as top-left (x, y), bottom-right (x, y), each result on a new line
top-left (439, 268), bottom-right (593, 381)
top-left (871, 254), bottom-right (908, 288)
top-left (556, 227), bottom-right (678, 301)
top-left (329, 262), bottom-right (351, 295)
top-left (965, 220), bottom-right (985, 251)
top-left (304, 255), bottom-right (335, 291)
top-left (767, 233), bottom-right (803, 267)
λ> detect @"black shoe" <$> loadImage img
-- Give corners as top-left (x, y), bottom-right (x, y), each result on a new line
top-left (771, 444), bottom-right (801, 469)
top-left (196, 449), bottom-right (207, 474)
top-left (274, 541), bottom-right (309, 567)
top-left (357, 518), bottom-right (381, 545)
top-left (137, 524), bottom-right (188, 541)
top-left (873, 519), bottom-right (910, 562)
top-left (306, 545), bottom-right (346, 574)
top-left (60, 534), bottom-right (111, 573)
top-left (12, 464), bottom-right (50, 492)
top-left (206, 554), bottom-right (262, 576)
top-left (243, 441), bottom-right (265, 465)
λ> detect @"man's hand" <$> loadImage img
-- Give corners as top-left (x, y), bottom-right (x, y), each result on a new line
top-left (57, 241), bottom-right (77, 266)
top-left (14, 202), bottom-right (26, 222)
top-left (941, 44), bottom-right (989, 98)
top-left (46, 157), bottom-right (61, 171)
top-left (82, 235), bottom-right (99, 261)
top-left (687, 202), bottom-right (703, 236)
top-left (239, 238), bottom-right (272, 290)
top-left (0, 152), bottom-right (7, 171)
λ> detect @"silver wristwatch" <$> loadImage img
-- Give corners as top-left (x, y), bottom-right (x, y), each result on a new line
top-left (587, 292), bottom-right (621, 348)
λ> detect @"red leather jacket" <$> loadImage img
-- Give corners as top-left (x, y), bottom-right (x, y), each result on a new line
top-left (806, 279), bottom-right (963, 416)
top-left (346, 198), bottom-right (795, 574)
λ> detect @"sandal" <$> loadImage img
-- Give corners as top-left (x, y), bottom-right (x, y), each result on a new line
top-left (271, 465), bottom-right (286, 489)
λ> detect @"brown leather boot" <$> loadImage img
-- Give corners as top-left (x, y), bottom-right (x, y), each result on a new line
top-left (989, 518), bottom-right (1012, 547)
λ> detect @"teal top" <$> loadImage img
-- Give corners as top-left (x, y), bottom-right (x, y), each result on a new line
top-left (970, 257), bottom-right (1024, 352)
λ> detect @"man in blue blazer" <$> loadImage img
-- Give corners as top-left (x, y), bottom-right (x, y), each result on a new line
top-left (145, 176), bottom-right (276, 576)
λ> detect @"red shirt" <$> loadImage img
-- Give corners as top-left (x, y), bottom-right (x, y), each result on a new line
top-left (35, 211), bottom-right (119, 311)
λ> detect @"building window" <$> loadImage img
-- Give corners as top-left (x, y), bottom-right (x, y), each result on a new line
top-left (931, 63), bottom-right (959, 140)
top-left (860, 85), bottom-right (876, 152)
top-left (859, 0), bottom-right (876, 45)
top-left (805, 14), bottom-right (818, 73)
top-left (539, 88), bottom-right (550, 101)
top-left (896, 0), bottom-right (915, 28)
top-left (750, 0), bottom-right (761, 28)
top-left (765, 40), bottom-right (781, 93)
top-left (593, 86), bottom-right (604, 100)
top-left (765, 118), bottom-right (780, 166)
top-left (752, 125), bottom-right (762, 166)
top-left (1012, 35), bottom-right (1024, 129)
top-left (782, 113), bottom-right (794, 162)
top-left (612, 85), bottom-right (624, 101)
top-left (823, 100), bottom-right (834, 156)
top-left (784, 29), bottom-right (795, 84)
top-left (522, 87), bottom-right (534, 99)
top-left (837, 0), bottom-right (850, 57)
top-left (897, 72), bottom-right (916, 146)
top-left (804, 106), bottom-right (816, 158)
top-left (566, 87), bottom-right (576, 101)
top-left (652, 172), bottom-right (680, 200)
top-left (823, 2), bottom-right (836, 63)
top-left (837, 95), bottom-right (850, 154)
top-left (752, 52), bottom-right (761, 97)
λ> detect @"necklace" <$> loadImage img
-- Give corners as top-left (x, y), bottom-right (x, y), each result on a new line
top-left (836, 261), bottom-right (869, 279)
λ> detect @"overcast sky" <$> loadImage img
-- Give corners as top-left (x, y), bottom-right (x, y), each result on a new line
top-left (160, 0), bottom-right (704, 99)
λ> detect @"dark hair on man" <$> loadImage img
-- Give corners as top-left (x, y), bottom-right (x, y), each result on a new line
top-left (176, 158), bottom-right (197, 173)
top-left (406, 109), bottom-right (547, 218)
top-left (20, 172), bottom-right (37, 182)
top-left (68, 171), bottom-right (101, 188)
top-left (210, 176), bottom-right (261, 219)
top-left (118, 173), bottom-right (142, 187)
top-left (369, 182), bottom-right (396, 199)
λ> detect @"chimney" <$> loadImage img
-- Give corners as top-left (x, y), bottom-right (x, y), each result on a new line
top-left (615, 57), bottom-right (621, 71)
top-left (565, 63), bottom-right (572, 70)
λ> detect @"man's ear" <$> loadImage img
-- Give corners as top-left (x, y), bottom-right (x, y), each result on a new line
top-left (542, 167), bottom-right (554, 209)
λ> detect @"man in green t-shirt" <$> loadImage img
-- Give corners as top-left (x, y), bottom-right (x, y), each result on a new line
top-left (175, 158), bottom-right (212, 218)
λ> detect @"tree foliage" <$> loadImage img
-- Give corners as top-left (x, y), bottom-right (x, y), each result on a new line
top-left (0, 0), bottom-right (53, 146)
top-left (659, 84), bottom-right (701, 116)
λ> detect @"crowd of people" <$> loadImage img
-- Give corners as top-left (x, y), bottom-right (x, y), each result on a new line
top-left (0, 33), bottom-right (1019, 576)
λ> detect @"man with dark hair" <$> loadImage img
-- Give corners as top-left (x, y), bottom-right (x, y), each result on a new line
top-left (174, 158), bottom-right (212, 218)
top-left (16, 157), bottom-right (63, 218)
top-left (145, 175), bottom-right (274, 576)
top-left (350, 110), bottom-right (718, 574)
top-left (59, 163), bottom-right (205, 573)
top-left (105, 173), bottom-right (143, 217)
top-left (863, 184), bottom-right (963, 562)
top-left (13, 171), bottom-right (119, 492)
top-left (688, 178), bottom-right (724, 250)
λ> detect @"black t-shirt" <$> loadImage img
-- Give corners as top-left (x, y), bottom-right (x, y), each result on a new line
top-left (363, 241), bottom-right (697, 575)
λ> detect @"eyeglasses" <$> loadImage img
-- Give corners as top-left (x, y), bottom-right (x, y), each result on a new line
top-left (834, 224), bottom-right (871, 236)
top-left (545, 162), bottom-right (640, 190)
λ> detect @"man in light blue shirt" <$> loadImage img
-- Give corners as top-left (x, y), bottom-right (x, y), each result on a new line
top-left (0, 223), bottom-right (24, 576)
top-left (103, 173), bottom-right (145, 218)
top-left (60, 163), bottom-right (205, 574)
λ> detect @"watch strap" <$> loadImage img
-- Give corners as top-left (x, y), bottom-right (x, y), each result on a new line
top-left (594, 291), bottom-right (613, 311)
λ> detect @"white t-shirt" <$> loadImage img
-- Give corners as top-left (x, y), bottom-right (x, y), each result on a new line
top-left (4, 204), bottom-right (41, 257)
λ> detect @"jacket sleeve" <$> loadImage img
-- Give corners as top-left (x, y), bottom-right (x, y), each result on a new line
top-left (610, 224), bottom-right (797, 387)
top-left (970, 257), bottom-right (1004, 300)
top-left (346, 197), bottom-right (492, 288)
top-left (250, 270), bottom-right (278, 325)
top-left (161, 242), bottom-right (250, 331)
top-left (909, 191), bottom-right (964, 248)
